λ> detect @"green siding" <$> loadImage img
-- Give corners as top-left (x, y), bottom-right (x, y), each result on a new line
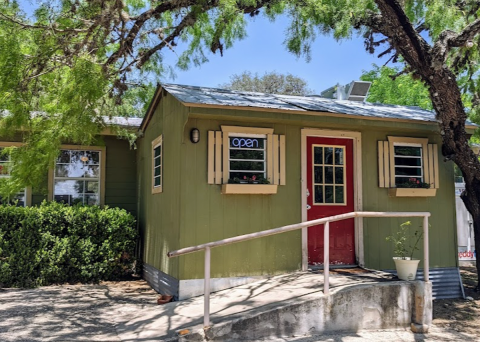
top-left (104, 136), bottom-right (137, 215)
top-left (360, 129), bottom-right (456, 270)
top-left (137, 92), bottom-right (188, 279)
top-left (178, 120), bottom-right (302, 280)
top-left (139, 97), bottom-right (459, 281)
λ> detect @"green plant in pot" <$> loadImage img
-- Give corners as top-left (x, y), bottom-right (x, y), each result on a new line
top-left (386, 221), bottom-right (423, 281)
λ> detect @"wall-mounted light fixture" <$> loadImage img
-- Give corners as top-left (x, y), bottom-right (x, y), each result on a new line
top-left (190, 128), bottom-right (200, 143)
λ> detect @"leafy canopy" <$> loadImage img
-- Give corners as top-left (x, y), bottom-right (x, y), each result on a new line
top-left (360, 65), bottom-right (432, 110)
top-left (220, 71), bottom-right (313, 95)
top-left (1, 0), bottom-right (480, 200)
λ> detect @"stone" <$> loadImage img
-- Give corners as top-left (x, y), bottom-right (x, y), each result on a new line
top-left (411, 323), bottom-right (429, 334)
top-left (466, 296), bottom-right (474, 301)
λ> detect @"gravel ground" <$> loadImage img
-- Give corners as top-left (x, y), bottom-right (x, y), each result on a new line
top-left (0, 273), bottom-right (478, 342)
top-left (0, 280), bottom-right (159, 341)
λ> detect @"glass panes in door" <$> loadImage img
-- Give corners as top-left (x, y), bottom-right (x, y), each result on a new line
top-left (312, 145), bottom-right (346, 205)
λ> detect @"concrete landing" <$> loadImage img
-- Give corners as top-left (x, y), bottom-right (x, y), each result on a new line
top-left (113, 269), bottom-right (431, 341)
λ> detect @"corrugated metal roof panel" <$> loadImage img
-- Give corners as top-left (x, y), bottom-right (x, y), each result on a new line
top-left (162, 83), bottom-right (476, 126)
top-left (384, 267), bottom-right (465, 299)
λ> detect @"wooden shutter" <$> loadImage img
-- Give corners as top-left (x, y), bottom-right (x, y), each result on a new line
top-left (378, 141), bottom-right (391, 188)
top-left (268, 134), bottom-right (286, 185)
top-left (425, 143), bottom-right (440, 189)
top-left (207, 131), bottom-right (223, 184)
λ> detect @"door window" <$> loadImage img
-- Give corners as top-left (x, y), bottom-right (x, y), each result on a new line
top-left (312, 145), bottom-right (346, 205)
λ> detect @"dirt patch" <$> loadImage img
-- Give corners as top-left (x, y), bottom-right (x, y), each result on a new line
top-left (433, 266), bottom-right (480, 337)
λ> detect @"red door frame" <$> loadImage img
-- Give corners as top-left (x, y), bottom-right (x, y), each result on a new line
top-left (300, 129), bottom-right (362, 270)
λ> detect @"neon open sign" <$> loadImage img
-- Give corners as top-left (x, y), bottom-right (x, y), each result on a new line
top-left (231, 138), bottom-right (262, 149)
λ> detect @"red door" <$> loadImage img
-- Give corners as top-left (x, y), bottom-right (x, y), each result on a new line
top-left (307, 136), bottom-right (355, 265)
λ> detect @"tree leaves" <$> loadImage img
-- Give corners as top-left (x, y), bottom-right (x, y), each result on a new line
top-left (220, 70), bottom-right (313, 95)
top-left (360, 65), bottom-right (432, 109)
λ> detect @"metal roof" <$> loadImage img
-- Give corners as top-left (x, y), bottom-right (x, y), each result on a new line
top-left (161, 83), bottom-right (476, 126)
top-left (102, 116), bottom-right (142, 128)
top-left (0, 111), bottom-right (142, 128)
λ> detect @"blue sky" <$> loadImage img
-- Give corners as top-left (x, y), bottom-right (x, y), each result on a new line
top-left (160, 15), bottom-right (393, 93)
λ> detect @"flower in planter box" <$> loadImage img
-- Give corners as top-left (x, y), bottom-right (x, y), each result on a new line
top-left (228, 175), bottom-right (270, 184)
top-left (397, 178), bottom-right (431, 189)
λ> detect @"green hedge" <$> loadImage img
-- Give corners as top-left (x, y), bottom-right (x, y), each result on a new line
top-left (0, 201), bottom-right (137, 287)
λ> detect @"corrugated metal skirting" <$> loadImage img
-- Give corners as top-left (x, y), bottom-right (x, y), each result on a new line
top-left (384, 267), bottom-right (465, 299)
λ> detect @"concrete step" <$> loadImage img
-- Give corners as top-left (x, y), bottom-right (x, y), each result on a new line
top-left (113, 269), bottom-right (431, 341)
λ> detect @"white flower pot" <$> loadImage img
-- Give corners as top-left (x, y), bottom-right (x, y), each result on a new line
top-left (393, 257), bottom-right (420, 281)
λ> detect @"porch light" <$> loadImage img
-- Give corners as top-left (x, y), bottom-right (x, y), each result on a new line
top-left (190, 128), bottom-right (200, 143)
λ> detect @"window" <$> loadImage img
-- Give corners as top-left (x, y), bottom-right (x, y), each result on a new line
top-left (152, 135), bottom-right (163, 194)
top-left (378, 136), bottom-right (439, 196)
top-left (207, 126), bottom-right (285, 194)
top-left (312, 145), bottom-right (345, 205)
top-left (0, 146), bottom-right (27, 206)
top-left (393, 144), bottom-right (423, 186)
top-left (52, 148), bottom-right (104, 205)
top-left (228, 134), bottom-right (267, 183)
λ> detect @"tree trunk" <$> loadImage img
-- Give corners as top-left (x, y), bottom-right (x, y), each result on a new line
top-left (375, 0), bottom-right (480, 289)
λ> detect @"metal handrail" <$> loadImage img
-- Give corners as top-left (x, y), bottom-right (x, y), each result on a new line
top-left (168, 211), bottom-right (431, 328)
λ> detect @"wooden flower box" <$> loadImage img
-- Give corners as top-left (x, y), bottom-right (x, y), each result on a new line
top-left (388, 188), bottom-right (437, 197)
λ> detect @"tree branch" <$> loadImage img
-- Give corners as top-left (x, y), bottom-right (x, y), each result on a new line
top-left (0, 12), bottom-right (87, 33)
top-left (432, 18), bottom-right (480, 63)
top-left (105, 0), bottom-right (201, 66)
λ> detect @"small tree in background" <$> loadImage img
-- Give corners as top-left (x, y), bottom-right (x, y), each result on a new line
top-left (220, 71), bottom-right (314, 96)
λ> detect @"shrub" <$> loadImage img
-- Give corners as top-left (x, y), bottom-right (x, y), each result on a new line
top-left (0, 201), bottom-right (137, 287)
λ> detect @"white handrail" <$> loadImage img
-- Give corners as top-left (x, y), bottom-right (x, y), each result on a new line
top-left (168, 211), bottom-right (430, 328)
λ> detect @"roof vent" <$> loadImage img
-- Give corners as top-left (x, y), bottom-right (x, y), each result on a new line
top-left (320, 81), bottom-right (371, 102)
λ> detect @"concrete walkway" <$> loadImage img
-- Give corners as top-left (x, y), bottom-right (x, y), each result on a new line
top-left (0, 270), bottom-right (475, 341)
top-left (115, 269), bottom-right (395, 341)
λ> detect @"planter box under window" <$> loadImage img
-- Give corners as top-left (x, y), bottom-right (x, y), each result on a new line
top-left (388, 188), bottom-right (437, 197)
top-left (222, 184), bottom-right (278, 195)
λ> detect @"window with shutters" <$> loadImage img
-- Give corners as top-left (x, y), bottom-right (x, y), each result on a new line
top-left (378, 136), bottom-right (439, 197)
top-left (152, 135), bottom-right (163, 194)
top-left (208, 126), bottom-right (286, 194)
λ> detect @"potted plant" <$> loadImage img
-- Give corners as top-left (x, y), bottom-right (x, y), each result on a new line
top-left (386, 221), bottom-right (423, 281)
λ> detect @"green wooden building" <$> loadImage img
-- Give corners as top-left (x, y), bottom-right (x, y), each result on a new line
top-left (1, 84), bottom-right (474, 299)
top-left (136, 84), bottom-right (476, 299)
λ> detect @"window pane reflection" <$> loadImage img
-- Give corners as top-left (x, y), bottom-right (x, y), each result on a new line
top-left (54, 149), bottom-right (101, 206)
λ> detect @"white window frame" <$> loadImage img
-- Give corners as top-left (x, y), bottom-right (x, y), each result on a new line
top-left (221, 126), bottom-right (274, 184)
top-left (48, 145), bottom-right (106, 206)
top-left (152, 135), bottom-right (163, 194)
top-left (227, 132), bottom-right (268, 183)
top-left (392, 142), bottom-right (424, 186)
top-left (0, 142), bottom-right (30, 206)
top-left (387, 136), bottom-right (428, 188)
